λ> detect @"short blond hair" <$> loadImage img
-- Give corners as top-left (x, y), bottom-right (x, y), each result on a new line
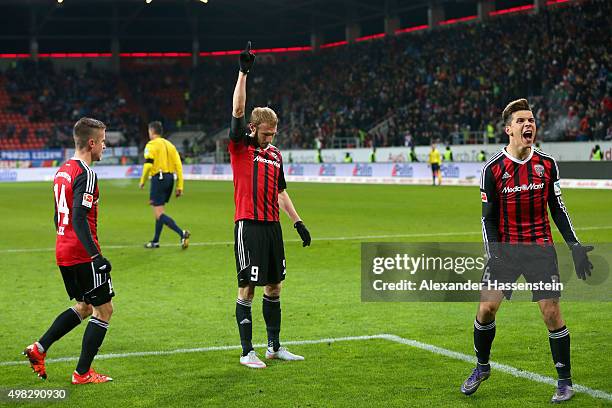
top-left (250, 107), bottom-right (278, 127)
top-left (502, 98), bottom-right (531, 125)
top-left (73, 117), bottom-right (106, 149)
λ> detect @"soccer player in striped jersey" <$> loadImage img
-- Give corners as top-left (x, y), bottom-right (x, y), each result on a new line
top-left (229, 42), bottom-right (311, 368)
top-left (24, 118), bottom-right (114, 384)
top-left (460, 99), bottom-right (594, 403)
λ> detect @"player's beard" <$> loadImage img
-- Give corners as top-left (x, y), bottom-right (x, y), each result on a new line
top-left (256, 130), bottom-right (271, 148)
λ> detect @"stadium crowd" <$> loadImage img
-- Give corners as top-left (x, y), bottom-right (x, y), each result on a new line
top-left (0, 60), bottom-right (142, 148)
top-left (0, 0), bottom-right (609, 151)
top-left (189, 0), bottom-right (611, 149)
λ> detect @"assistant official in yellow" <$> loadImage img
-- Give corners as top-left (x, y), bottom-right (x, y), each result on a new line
top-left (139, 121), bottom-right (190, 249)
top-left (428, 143), bottom-right (442, 186)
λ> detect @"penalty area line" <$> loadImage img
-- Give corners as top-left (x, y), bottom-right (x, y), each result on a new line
top-left (1, 225), bottom-right (611, 254)
top-left (2, 333), bottom-right (610, 401)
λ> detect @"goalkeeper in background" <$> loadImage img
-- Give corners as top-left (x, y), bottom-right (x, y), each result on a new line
top-left (139, 121), bottom-right (190, 249)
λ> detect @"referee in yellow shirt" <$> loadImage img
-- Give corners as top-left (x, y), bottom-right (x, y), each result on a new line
top-left (139, 121), bottom-right (190, 249)
top-left (428, 142), bottom-right (442, 186)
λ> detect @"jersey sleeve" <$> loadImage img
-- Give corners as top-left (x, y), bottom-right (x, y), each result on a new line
top-left (547, 158), bottom-right (579, 244)
top-left (480, 164), bottom-right (500, 257)
top-left (172, 144), bottom-right (184, 190)
top-left (228, 116), bottom-right (249, 152)
top-left (140, 141), bottom-right (155, 185)
top-left (143, 141), bottom-right (156, 162)
top-left (278, 161), bottom-right (287, 191)
top-left (72, 170), bottom-right (99, 257)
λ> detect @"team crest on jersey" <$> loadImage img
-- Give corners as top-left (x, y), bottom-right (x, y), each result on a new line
top-left (481, 192), bottom-right (488, 202)
top-left (82, 193), bottom-right (94, 208)
top-left (534, 164), bottom-right (545, 177)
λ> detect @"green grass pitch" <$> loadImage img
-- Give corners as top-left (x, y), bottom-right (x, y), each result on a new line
top-left (0, 180), bottom-right (610, 407)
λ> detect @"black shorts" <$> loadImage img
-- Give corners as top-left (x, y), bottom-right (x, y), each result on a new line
top-left (60, 262), bottom-right (115, 307)
top-left (481, 244), bottom-right (560, 301)
top-left (234, 220), bottom-right (286, 287)
top-left (431, 163), bottom-right (440, 172)
top-left (150, 172), bottom-right (174, 206)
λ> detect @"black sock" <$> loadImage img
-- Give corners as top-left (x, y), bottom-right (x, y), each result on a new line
top-left (236, 299), bottom-right (253, 356)
top-left (153, 217), bottom-right (163, 242)
top-left (474, 318), bottom-right (496, 368)
top-left (160, 214), bottom-right (183, 237)
top-left (38, 307), bottom-right (82, 352)
top-left (76, 317), bottom-right (108, 375)
top-left (263, 295), bottom-right (281, 352)
top-left (549, 326), bottom-right (572, 386)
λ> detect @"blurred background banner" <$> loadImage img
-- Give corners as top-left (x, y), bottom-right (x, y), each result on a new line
top-left (3, 163), bottom-right (611, 188)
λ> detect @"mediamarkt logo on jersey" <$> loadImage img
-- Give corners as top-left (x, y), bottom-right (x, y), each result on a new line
top-left (254, 155), bottom-right (281, 168)
top-left (501, 182), bottom-right (545, 194)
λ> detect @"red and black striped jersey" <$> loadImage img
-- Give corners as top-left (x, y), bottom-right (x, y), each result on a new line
top-left (480, 147), bottom-right (578, 249)
top-left (228, 121), bottom-right (287, 223)
top-left (54, 159), bottom-right (100, 266)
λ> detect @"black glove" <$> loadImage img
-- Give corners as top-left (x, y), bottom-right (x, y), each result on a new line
top-left (294, 221), bottom-right (311, 247)
top-left (92, 254), bottom-right (112, 274)
top-left (239, 41), bottom-right (255, 74)
top-left (571, 243), bottom-right (593, 280)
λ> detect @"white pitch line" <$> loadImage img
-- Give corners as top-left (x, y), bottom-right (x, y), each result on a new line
top-left (380, 334), bottom-right (612, 402)
top-left (2, 333), bottom-right (610, 401)
top-left (1, 226), bottom-right (611, 254)
top-left (1, 335), bottom-right (386, 366)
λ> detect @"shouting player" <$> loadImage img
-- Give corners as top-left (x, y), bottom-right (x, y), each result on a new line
top-left (229, 42), bottom-right (311, 368)
top-left (24, 118), bottom-right (115, 384)
top-left (461, 99), bottom-right (594, 402)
